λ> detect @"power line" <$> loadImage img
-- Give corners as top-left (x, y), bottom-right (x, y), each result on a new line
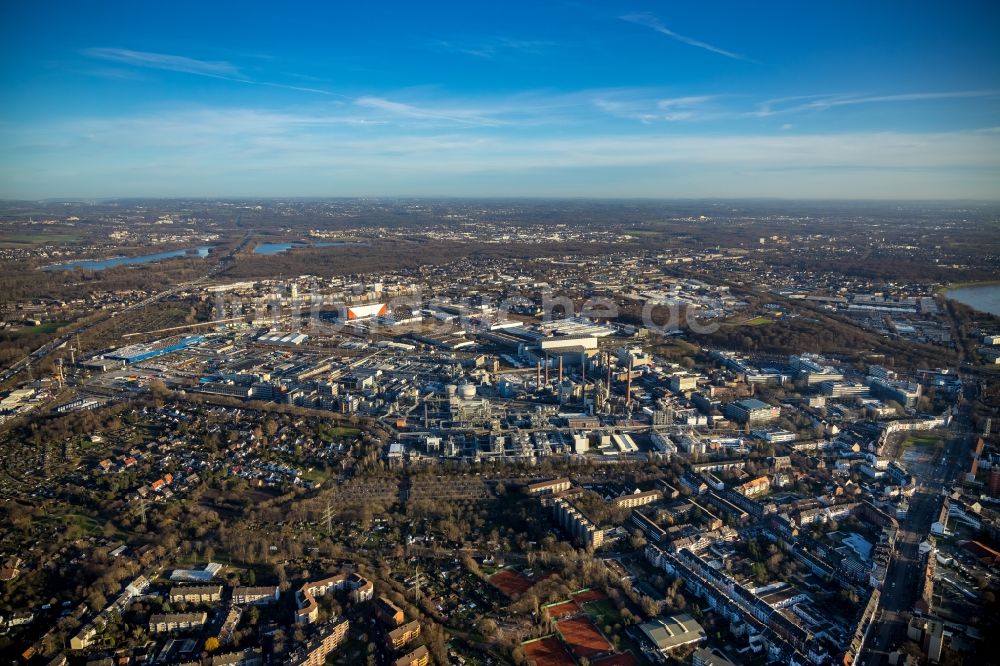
top-left (323, 501), bottom-right (333, 535)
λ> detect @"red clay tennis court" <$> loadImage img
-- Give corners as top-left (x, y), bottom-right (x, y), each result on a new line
top-left (556, 616), bottom-right (612, 659)
top-left (489, 569), bottom-right (533, 596)
top-left (545, 600), bottom-right (581, 619)
top-left (522, 635), bottom-right (576, 666)
top-left (572, 588), bottom-right (608, 604)
top-left (592, 652), bottom-right (639, 666)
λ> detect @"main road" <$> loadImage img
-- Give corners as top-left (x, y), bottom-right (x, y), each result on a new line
top-left (860, 409), bottom-right (974, 665)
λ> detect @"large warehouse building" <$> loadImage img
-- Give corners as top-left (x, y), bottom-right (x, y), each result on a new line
top-left (107, 335), bottom-right (205, 364)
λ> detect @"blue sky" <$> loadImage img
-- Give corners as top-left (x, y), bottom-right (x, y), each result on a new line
top-left (1, 1), bottom-right (999, 199)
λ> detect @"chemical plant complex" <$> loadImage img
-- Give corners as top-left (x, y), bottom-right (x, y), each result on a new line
top-left (0, 201), bottom-right (997, 666)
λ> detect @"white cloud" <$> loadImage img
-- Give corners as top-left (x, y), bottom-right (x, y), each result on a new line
top-left (594, 93), bottom-right (717, 122)
top-left (6, 107), bottom-right (999, 172)
top-left (433, 37), bottom-right (556, 59)
top-left (4, 82), bottom-right (1000, 197)
top-left (82, 47), bottom-right (345, 97)
top-left (5, 117), bottom-right (999, 198)
top-left (657, 96), bottom-right (715, 109)
top-left (83, 48), bottom-right (245, 78)
top-left (620, 13), bottom-right (751, 61)
top-left (751, 90), bottom-right (1000, 116)
top-left (354, 97), bottom-right (505, 126)
top-left (592, 87), bottom-right (998, 124)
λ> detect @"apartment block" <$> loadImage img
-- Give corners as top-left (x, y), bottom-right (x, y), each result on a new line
top-left (149, 612), bottom-right (207, 633)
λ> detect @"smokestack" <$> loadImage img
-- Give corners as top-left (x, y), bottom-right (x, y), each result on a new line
top-left (558, 355), bottom-right (564, 384)
top-left (536, 361), bottom-right (541, 388)
top-left (626, 357), bottom-right (633, 410)
top-left (606, 352), bottom-right (612, 388)
top-left (544, 354), bottom-right (550, 385)
top-left (581, 353), bottom-right (586, 385)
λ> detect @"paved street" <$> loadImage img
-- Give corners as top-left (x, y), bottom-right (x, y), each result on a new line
top-left (860, 416), bottom-right (974, 665)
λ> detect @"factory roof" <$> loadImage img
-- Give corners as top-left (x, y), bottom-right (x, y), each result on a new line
top-left (639, 613), bottom-right (706, 652)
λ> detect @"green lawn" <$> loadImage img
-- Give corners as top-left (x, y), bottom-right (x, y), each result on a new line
top-left (318, 425), bottom-right (361, 441)
top-left (66, 513), bottom-right (103, 534)
top-left (651, 338), bottom-right (699, 358)
top-left (300, 467), bottom-right (332, 483)
top-left (904, 432), bottom-right (945, 448)
top-left (36, 510), bottom-right (104, 536)
top-left (15, 321), bottom-right (69, 336)
top-left (721, 316), bottom-right (773, 327)
top-left (579, 596), bottom-right (650, 662)
top-left (0, 232), bottom-right (82, 245)
top-left (583, 598), bottom-right (619, 626)
top-left (899, 432), bottom-right (947, 456)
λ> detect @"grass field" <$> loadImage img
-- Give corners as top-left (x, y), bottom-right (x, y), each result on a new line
top-left (897, 431), bottom-right (949, 467)
top-left (299, 467), bottom-right (332, 483)
top-left (902, 432), bottom-right (946, 449)
top-left (318, 425), bottom-right (361, 441)
top-left (581, 598), bottom-right (618, 626)
top-left (0, 232), bottom-right (82, 245)
top-left (650, 338), bottom-right (699, 359)
top-left (721, 315), bottom-right (774, 327)
top-left (14, 321), bottom-right (69, 336)
top-left (37, 510), bottom-right (103, 537)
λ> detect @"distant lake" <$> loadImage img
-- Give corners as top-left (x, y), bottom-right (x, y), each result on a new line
top-left (946, 283), bottom-right (1000, 316)
top-left (44, 245), bottom-right (213, 271)
top-left (253, 240), bottom-right (356, 255)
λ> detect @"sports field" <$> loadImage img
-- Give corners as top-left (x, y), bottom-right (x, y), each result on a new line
top-left (556, 616), bottom-right (612, 659)
top-left (572, 588), bottom-right (608, 604)
top-left (489, 569), bottom-right (533, 596)
top-left (545, 600), bottom-right (581, 619)
top-left (592, 653), bottom-right (640, 666)
top-left (523, 635), bottom-right (575, 666)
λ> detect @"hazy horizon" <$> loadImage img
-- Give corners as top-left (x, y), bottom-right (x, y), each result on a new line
top-left (4, 196), bottom-right (1000, 206)
top-left (2, 1), bottom-right (998, 199)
